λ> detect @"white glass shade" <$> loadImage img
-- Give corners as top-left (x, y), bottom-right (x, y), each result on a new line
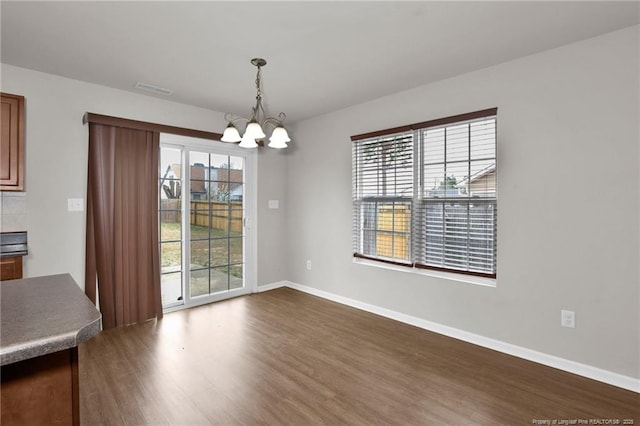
top-left (221, 124), bottom-right (241, 142)
top-left (244, 121), bottom-right (266, 139)
top-left (268, 139), bottom-right (288, 149)
top-left (238, 133), bottom-right (258, 149)
top-left (268, 126), bottom-right (290, 149)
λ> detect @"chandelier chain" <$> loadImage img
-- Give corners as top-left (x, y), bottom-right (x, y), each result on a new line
top-left (255, 66), bottom-right (262, 100)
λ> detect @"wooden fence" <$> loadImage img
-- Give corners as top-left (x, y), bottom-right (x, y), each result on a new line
top-left (160, 199), bottom-right (243, 233)
top-left (375, 204), bottom-right (410, 260)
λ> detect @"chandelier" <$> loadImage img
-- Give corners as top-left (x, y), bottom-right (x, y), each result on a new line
top-left (221, 58), bottom-right (291, 149)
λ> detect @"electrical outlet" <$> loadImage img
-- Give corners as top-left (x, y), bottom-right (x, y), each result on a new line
top-left (306, 260), bottom-right (312, 270)
top-left (561, 310), bottom-right (575, 328)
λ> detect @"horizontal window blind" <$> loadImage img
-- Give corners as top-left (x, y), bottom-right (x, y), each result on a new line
top-left (352, 133), bottom-right (414, 265)
top-left (352, 109), bottom-right (497, 277)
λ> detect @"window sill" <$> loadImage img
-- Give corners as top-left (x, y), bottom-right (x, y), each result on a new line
top-left (353, 257), bottom-right (496, 288)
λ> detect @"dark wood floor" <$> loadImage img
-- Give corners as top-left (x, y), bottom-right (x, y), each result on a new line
top-left (79, 287), bottom-right (639, 425)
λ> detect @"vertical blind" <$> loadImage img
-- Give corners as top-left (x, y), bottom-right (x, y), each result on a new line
top-left (352, 108), bottom-right (497, 278)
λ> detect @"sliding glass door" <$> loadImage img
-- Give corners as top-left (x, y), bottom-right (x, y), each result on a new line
top-left (159, 145), bottom-right (183, 306)
top-left (159, 135), bottom-right (255, 310)
top-left (188, 151), bottom-right (244, 297)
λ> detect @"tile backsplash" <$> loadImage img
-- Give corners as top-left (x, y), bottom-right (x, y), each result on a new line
top-left (0, 192), bottom-right (27, 232)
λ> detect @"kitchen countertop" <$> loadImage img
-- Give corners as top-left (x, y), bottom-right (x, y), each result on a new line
top-left (1, 273), bottom-right (102, 366)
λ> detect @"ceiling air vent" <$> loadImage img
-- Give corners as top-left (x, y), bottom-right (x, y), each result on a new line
top-left (134, 82), bottom-right (174, 96)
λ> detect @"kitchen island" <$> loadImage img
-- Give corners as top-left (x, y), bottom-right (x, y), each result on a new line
top-left (1, 273), bottom-right (102, 425)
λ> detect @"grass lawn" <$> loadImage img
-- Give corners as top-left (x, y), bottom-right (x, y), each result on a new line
top-left (160, 222), bottom-right (244, 299)
top-left (161, 222), bottom-right (243, 267)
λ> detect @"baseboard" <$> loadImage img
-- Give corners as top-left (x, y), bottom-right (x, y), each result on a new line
top-left (256, 281), bottom-right (288, 293)
top-left (263, 280), bottom-right (639, 393)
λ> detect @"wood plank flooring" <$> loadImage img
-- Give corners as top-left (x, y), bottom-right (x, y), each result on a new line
top-left (79, 287), bottom-right (639, 425)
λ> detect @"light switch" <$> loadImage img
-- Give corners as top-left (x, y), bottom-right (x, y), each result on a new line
top-left (67, 198), bottom-right (84, 212)
top-left (268, 200), bottom-right (279, 209)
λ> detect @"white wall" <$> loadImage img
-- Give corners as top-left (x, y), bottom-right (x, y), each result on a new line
top-left (286, 26), bottom-right (640, 379)
top-left (257, 147), bottom-right (289, 285)
top-left (0, 64), bottom-right (288, 287)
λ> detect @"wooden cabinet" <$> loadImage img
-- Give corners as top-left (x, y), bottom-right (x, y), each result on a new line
top-left (1, 275), bottom-right (101, 425)
top-left (1, 347), bottom-right (79, 425)
top-left (0, 256), bottom-right (23, 281)
top-left (0, 93), bottom-right (25, 191)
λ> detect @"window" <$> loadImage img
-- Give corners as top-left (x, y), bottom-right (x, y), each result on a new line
top-left (352, 108), bottom-right (497, 278)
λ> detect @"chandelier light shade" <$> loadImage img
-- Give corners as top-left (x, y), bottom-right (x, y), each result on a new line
top-left (221, 123), bottom-right (241, 142)
top-left (221, 58), bottom-right (291, 149)
top-left (268, 126), bottom-right (291, 148)
top-left (239, 133), bottom-right (259, 149)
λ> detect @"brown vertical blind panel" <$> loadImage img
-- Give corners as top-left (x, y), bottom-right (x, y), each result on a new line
top-left (351, 107), bottom-right (497, 141)
top-left (85, 123), bottom-right (162, 329)
top-left (83, 112), bottom-right (222, 141)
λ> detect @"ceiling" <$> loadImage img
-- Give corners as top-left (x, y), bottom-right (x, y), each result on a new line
top-left (1, 1), bottom-right (638, 124)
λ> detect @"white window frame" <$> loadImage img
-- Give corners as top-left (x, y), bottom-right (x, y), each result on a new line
top-left (160, 134), bottom-right (257, 312)
top-left (352, 108), bottom-right (497, 284)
